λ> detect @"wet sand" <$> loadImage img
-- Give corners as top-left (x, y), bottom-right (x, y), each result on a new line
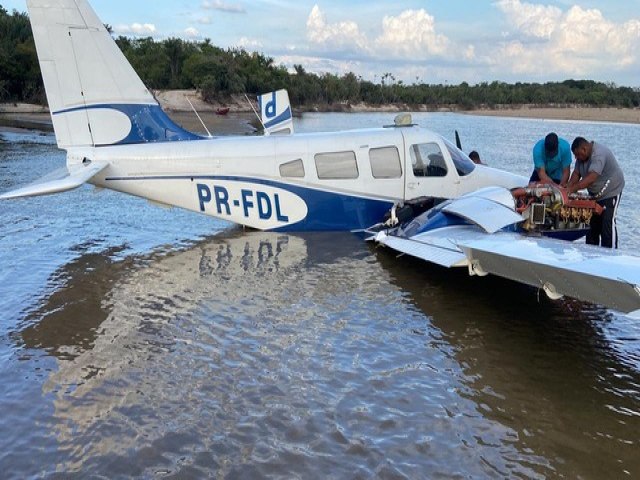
top-left (166, 110), bottom-right (257, 136)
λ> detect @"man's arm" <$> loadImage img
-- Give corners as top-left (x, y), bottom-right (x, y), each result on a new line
top-left (535, 167), bottom-right (555, 185)
top-left (566, 168), bottom-right (581, 189)
top-left (559, 167), bottom-right (570, 186)
top-left (567, 171), bottom-right (600, 194)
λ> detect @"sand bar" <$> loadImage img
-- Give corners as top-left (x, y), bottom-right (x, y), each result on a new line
top-left (3, 94), bottom-right (640, 137)
top-left (468, 105), bottom-right (640, 124)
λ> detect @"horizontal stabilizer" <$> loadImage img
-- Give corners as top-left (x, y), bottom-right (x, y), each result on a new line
top-left (0, 161), bottom-right (108, 199)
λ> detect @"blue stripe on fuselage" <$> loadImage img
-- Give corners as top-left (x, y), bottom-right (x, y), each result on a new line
top-left (104, 174), bottom-right (394, 231)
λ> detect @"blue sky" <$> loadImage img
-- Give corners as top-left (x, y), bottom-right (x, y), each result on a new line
top-left (5, 0), bottom-right (640, 86)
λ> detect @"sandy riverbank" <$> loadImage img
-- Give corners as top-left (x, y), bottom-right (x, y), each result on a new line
top-left (3, 93), bottom-right (640, 137)
top-left (468, 105), bottom-right (640, 124)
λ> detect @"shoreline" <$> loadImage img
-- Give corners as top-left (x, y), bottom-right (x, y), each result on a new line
top-left (466, 105), bottom-right (640, 124)
top-left (2, 101), bottom-right (640, 137)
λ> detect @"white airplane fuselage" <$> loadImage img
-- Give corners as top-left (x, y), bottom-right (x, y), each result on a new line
top-left (69, 126), bottom-right (525, 231)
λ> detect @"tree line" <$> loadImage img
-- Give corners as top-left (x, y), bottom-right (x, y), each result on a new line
top-left (2, 6), bottom-right (640, 109)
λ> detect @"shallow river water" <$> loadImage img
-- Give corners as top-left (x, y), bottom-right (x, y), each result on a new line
top-left (1, 113), bottom-right (639, 479)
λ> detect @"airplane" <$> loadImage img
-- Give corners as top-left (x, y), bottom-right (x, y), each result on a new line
top-left (0, 0), bottom-right (527, 232)
top-left (369, 185), bottom-right (640, 318)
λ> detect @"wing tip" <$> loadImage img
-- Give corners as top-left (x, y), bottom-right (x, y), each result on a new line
top-left (626, 309), bottom-right (640, 320)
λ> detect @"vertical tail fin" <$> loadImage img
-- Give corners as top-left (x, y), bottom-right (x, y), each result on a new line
top-left (258, 89), bottom-right (294, 135)
top-left (27, 0), bottom-right (199, 148)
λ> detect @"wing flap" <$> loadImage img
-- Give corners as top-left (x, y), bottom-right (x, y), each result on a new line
top-left (374, 231), bottom-right (467, 267)
top-left (0, 161), bottom-right (108, 199)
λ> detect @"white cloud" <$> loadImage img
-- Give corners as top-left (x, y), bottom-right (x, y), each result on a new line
top-left (202, 0), bottom-right (246, 14)
top-left (306, 5), bottom-right (370, 52)
top-left (184, 27), bottom-right (200, 38)
top-left (374, 10), bottom-right (451, 57)
top-left (113, 23), bottom-right (157, 35)
top-left (495, 0), bottom-right (562, 38)
top-left (275, 53), bottom-right (362, 77)
top-left (491, 0), bottom-right (640, 78)
top-left (305, 5), bottom-right (468, 61)
top-left (236, 37), bottom-right (263, 50)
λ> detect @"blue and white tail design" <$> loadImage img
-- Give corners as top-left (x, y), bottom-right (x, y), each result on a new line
top-left (27, 0), bottom-right (198, 149)
top-left (258, 89), bottom-right (294, 135)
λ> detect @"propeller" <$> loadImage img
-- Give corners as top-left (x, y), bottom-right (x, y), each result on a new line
top-left (455, 130), bottom-right (462, 149)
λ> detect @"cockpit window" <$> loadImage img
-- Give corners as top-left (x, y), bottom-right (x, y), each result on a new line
top-left (410, 143), bottom-right (447, 177)
top-left (441, 137), bottom-right (476, 176)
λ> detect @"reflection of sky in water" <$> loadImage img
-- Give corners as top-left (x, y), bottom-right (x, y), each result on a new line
top-left (0, 138), bottom-right (227, 337)
top-left (14, 232), bottom-right (556, 477)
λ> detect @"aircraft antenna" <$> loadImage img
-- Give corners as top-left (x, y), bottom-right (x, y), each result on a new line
top-left (186, 96), bottom-right (212, 137)
top-left (244, 93), bottom-right (265, 130)
top-left (455, 130), bottom-right (462, 149)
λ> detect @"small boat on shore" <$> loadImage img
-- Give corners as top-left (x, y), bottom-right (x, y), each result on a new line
top-left (216, 107), bottom-right (230, 115)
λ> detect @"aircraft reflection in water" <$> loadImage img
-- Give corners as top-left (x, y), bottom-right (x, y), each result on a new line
top-left (19, 231), bottom-right (358, 468)
top-left (18, 231), bottom-right (640, 478)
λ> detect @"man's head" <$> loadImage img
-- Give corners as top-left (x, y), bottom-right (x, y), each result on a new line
top-left (571, 137), bottom-right (591, 162)
top-left (544, 133), bottom-right (558, 157)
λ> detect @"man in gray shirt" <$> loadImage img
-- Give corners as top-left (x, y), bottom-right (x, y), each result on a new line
top-left (568, 137), bottom-right (625, 248)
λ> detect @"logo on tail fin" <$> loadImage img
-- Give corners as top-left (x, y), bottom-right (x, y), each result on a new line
top-left (258, 89), bottom-right (294, 135)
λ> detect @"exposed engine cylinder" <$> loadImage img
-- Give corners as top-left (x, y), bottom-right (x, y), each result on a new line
top-left (511, 184), bottom-right (603, 233)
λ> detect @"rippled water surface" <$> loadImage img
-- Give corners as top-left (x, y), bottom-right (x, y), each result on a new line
top-left (1, 114), bottom-right (639, 479)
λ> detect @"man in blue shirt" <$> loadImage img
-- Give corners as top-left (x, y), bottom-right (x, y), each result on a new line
top-left (529, 132), bottom-right (572, 185)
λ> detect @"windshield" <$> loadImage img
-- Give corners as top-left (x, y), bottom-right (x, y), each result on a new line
top-left (441, 137), bottom-right (476, 176)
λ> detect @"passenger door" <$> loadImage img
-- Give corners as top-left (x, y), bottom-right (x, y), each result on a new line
top-left (404, 141), bottom-right (460, 200)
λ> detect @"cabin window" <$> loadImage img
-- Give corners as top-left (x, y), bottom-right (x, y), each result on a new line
top-left (410, 143), bottom-right (448, 177)
top-left (369, 146), bottom-right (402, 178)
top-left (315, 151), bottom-right (359, 179)
top-left (279, 159), bottom-right (305, 178)
top-left (442, 137), bottom-right (475, 176)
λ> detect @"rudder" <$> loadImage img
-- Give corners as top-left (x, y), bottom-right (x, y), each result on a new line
top-left (27, 0), bottom-right (199, 149)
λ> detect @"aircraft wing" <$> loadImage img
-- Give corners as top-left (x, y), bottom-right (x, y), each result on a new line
top-left (374, 227), bottom-right (640, 319)
top-left (0, 161), bottom-right (108, 200)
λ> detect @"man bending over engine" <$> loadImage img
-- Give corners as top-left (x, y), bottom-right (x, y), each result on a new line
top-left (568, 137), bottom-right (625, 249)
top-left (529, 132), bottom-right (572, 185)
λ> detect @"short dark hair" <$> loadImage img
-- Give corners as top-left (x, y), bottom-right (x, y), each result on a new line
top-left (544, 133), bottom-right (558, 156)
top-left (468, 150), bottom-right (480, 161)
top-left (571, 136), bottom-right (588, 152)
